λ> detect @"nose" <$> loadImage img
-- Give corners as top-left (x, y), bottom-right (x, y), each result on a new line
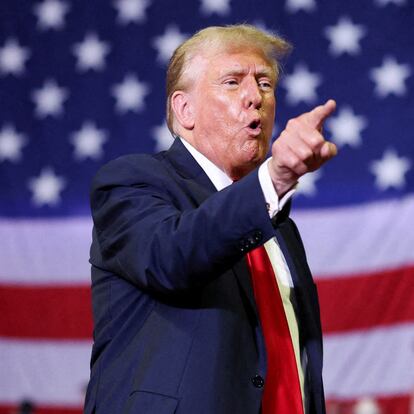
top-left (242, 78), bottom-right (262, 110)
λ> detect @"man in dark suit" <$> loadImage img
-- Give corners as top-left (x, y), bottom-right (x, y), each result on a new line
top-left (84, 25), bottom-right (337, 414)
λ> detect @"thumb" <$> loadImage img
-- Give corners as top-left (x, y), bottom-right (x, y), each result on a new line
top-left (320, 141), bottom-right (338, 159)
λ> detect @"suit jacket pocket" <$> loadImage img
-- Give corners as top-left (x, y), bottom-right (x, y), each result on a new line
top-left (123, 390), bottom-right (179, 414)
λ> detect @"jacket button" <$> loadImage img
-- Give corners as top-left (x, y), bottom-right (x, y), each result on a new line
top-left (247, 237), bottom-right (256, 247)
top-left (251, 374), bottom-right (264, 388)
top-left (253, 231), bottom-right (262, 242)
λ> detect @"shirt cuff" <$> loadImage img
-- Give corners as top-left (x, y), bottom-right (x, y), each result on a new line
top-left (258, 158), bottom-right (296, 218)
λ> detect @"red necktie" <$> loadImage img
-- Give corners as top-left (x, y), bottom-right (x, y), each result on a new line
top-left (246, 245), bottom-right (304, 414)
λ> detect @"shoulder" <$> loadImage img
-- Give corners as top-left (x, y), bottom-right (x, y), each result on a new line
top-left (91, 152), bottom-right (170, 191)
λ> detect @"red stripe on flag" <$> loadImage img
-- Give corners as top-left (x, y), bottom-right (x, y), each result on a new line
top-left (317, 264), bottom-right (414, 333)
top-left (0, 395), bottom-right (411, 414)
top-left (326, 394), bottom-right (412, 414)
top-left (0, 405), bottom-right (82, 414)
top-left (1, 265), bottom-right (414, 339)
top-left (0, 285), bottom-right (93, 339)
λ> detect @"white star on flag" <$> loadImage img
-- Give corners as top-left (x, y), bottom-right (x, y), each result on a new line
top-left (252, 21), bottom-right (273, 34)
top-left (354, 398), bottom-right (382, 414)
top-left (0, 124), bottom-right (27, 162)
top-left (200, 0), bottom-right (231, 16)
top-left (152, 25), bottom-right (188, 64)
top-left (71, 121), bottom-right (108, 160)
top-left (2, 0), bottom-right (414, 411)
top-left (370, 56), bottom-right (411, 97)
top-left (325, 106), bottom-right (367, 148)
top-left (73, 33), bottom-right (111, 72)
top-left (370, 149), bottom-right (411, 190)
top-left (285, 0), bottom-right (316, 13)
top-left (375, 0), bottom-right (406, 6)
top-left (325, 16), bottom-right (366, 56)
top-left (111, 74), bottom-right (149, 113)
top-left (28, 167), bottom-right (66, 206)
top-left (33, 0), bottom-right (70, 30)
top-left (0, 38), bottom-right (30, 76)
top-left (152, 121), bottom-right (174, 151)
top-left (113, 0), bottom-right (151, 24)
top-left (31, 79), bottom-right (69, 118)
top-left (283, 63), bottom-right (322, 105)
top-left (297, 170), bottom-right (322, 196)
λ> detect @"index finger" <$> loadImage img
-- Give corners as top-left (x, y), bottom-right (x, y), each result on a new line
top-left (306, 99), bottom-right (336, 130)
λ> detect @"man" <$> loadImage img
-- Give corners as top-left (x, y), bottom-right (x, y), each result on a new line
top-left (84, 25), bottom-right (337, 414)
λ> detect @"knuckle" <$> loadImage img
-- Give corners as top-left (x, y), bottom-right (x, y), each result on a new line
top-left (275, 131), bottom-right (290, 148)
top-left (275, 129), bottom-right (289, 145)
top-left (308, 134), bottom-right (324, 149)
top-left (291, 160), bottom-right (307, 175)
top-left (299, 146), bottom-right (314, 160)
top-left (287, 155), bottom-right (302, 171)
top-left (272, 137), bottom-right (284, 153)
top-left (286, 118), bottom-right (299, 129)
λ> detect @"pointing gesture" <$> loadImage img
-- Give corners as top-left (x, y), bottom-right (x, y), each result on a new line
top-left (268, 99), bottom-right (338, 197)
top-left (307, 99), bottom-right (337, 130)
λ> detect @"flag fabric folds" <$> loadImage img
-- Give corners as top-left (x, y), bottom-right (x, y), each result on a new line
top-left (0, 0), bottom-right (413, 413)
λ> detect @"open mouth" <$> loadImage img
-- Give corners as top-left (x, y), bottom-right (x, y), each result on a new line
top-left (247, 119), bottom-right (262, 136)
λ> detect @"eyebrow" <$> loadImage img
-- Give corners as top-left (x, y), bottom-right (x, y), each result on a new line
top-left (218, 67), bottom-right (275, 80)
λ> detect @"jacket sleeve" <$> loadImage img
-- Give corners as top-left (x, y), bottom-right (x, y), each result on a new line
top-left (90, 154), bottom-right (276, 294)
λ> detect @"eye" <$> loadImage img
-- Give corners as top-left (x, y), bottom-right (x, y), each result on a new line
top-left (258, 80), bottom-right (273, 90)
top-left (223, 79), bottom-right (239, 87)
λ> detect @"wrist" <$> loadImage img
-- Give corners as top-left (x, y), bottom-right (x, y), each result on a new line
top-left (267, 163), bottom-right (298, 198)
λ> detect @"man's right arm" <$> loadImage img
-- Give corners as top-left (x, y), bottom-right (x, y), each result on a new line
top-left (268, 100), bottom-right (337, 197)
top-left (90, 154), bottom-right (276, 295)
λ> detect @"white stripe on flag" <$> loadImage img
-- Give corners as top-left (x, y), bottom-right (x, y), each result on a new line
top-left (293, 193), bottom-right (414, 278)
top-left (2, 194), bottom-right (414, 284)
top-left (323, 322), bottom-right (414, 399)
top-left (1, 324), bottom-right (414, 406)
top-left (0, 339), bottom-right (91, 406)
top-left (0, 218), bottom-right (92, 284)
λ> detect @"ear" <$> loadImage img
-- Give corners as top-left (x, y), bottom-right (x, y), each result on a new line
top-left (170, 90), bottom-right (195, 130)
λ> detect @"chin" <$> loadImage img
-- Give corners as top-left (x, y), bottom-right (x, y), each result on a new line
top-left (231, 154), bottom-right (264, 179)
top-left (229, 140), bottom-right (267, 177)
top-left (242, 138), bottom-right (263, 154)
top-left (244, 143), bottom-right (267, 164)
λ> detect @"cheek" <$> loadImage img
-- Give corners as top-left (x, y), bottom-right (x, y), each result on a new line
top-left (264, 101), bottom-right (276, 132)
top-left (208, 90), bottom-right (240, 117)
top-left (207, 106), bottom-right (241, 138)
top-left (266, 96), bottom-right (276, 117)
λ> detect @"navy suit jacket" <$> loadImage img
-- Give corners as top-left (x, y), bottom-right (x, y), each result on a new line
top-left (84, 138), bottom-right (325, 414)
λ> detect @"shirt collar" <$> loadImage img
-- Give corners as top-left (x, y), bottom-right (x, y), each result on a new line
top-left (180, 137), bottom-right (233, 191)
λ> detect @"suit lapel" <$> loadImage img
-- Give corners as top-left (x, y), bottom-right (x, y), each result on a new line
top-left (163, 138), bottom-right (260, 316)
top-left (163, 138), bottom-right (217, 204)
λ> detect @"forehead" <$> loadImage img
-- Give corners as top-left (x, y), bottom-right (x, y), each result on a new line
top-left (187, 45), bottom-right (276, 83)
top-left (213, 51), bottom-right (275, 77)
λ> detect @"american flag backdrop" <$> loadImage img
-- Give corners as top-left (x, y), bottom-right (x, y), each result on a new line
top-left (0, 0), bottom-right (413, 413)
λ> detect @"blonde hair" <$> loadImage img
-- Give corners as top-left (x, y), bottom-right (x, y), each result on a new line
top-left (166, 24), bottom-right (291, 135)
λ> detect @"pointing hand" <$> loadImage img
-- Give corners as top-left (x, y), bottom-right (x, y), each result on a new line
top-left (268, 99), bottom-right (337, 196)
